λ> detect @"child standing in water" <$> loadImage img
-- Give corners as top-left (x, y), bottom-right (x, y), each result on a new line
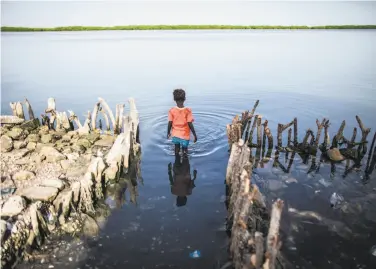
top-left (167, 89), bottom-right (197, 156)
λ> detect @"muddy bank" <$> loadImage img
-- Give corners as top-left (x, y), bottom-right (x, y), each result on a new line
top-left (0, 97), bottom-right (140, 269)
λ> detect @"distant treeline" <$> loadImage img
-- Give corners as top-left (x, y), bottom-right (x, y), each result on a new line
top-left (2, 25), bottom-right (376, 32)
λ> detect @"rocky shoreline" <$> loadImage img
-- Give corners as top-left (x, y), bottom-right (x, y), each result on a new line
top-left (1, 97), bottom-right (140, 269)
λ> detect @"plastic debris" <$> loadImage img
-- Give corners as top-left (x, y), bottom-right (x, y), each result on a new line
top-left (189, 250), bottom-right (201, 258)
top-left (330, 192), bottom-right (344, 208)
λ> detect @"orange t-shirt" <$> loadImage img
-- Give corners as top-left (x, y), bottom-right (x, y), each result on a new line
top-left (168, 107), bottom-right (194, 140)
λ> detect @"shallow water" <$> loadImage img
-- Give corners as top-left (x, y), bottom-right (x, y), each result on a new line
top-left (2, 30), bottom-right (376, 269)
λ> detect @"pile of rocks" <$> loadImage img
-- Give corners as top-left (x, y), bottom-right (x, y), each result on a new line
top-left (0, 97), bottom-right (140, 269)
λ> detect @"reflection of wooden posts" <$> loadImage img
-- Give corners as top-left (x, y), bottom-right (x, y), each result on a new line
top-left (287, 128), bottom-right (292, 148)
top-left (277, 120), bottom-right (294, 148)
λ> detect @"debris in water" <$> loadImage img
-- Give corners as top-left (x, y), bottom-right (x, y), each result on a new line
top-left (319, 178), bottom-right (332, 187)
top-left (330, 192), bottom-right (344, 208)
top-left (48, 265), bottom-right (54, 269)
top-left (371, 245), bottom-right (376, 256)
top-left (189, 250), bottom-right (201, 258)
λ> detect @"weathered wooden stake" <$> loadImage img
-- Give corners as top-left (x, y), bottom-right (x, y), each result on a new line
top-left (24, 98), bottom-right (35, 120)
top-left (277, 120), bottom-right (294, 148)
top-left (248, 115), bottom-right (259, 144)
top-left (257, 116), bottom-right (262, 148)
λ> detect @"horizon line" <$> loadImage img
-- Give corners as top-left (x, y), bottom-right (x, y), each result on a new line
top-left (2, 24), bottom-right (376, 32)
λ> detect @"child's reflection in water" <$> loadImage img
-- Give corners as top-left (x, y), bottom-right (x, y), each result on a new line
top-left (168, 155), bottom-right (197, 207)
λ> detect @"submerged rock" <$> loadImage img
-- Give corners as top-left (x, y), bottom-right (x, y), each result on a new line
top-left (81, 213), bottom-right (99, 237)
top-left (19, 186), bottom-right (59, 202)
top-left (39, 146), bottom-right (66, 162)
top-left (327, 148), bottom-right (345, 162)
top-left (1, 195), bottom-right (27, 217)
top-left (13, 170), bottom-right (35, 181)
top-left (1, 135), bottom-right (13, 152)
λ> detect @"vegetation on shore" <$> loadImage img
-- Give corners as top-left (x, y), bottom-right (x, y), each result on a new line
top-left (1, 25), bottom-right (376, 32)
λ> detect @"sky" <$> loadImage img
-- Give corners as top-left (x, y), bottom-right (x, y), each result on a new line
top-left (1, 1), bottom-right (376, 27)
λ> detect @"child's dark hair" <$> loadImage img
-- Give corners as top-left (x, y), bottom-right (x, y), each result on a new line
top-left (173, 89), bottom-right (186, 102)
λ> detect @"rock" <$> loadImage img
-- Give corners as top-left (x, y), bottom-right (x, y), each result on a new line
top-left (62, 135), bottom-right (71, 142)
top-left (60, 160), bottom-right (70, 170)
top-left (19, 119), bottom-right (40, 131)
top-left (41, 134), bottom-right (53, 144)
top-left (38, 126), bottom-right (49, 135)
top-left (1, 220), bottom-right (7, 240)
top-left (327, 148), bottom-right (345, 162)
top-left (94, 136), bottom-right (115, 147)
top-left (1, 195), bottom-right (27, 217)
top-left (14, 157), bottom-right (30, 165)
top-left (13, 170), bottom-right (35, 181)
top-left (39, 146), bottom-right (66, 162)
top-left (53, 189), bottom-right (72, 219)
top-left (41, 179), bottom-right (65, 191)
top-left (67, 131), bottom-right (78, 138)
top-left (27, 133), bottom-right (40, 143)
top-left (7, 127), bottom-right (27, 140)
top-left (0, 135), bottom-right (13, 152)
top-left (19, 186), bottom-right (59, 202)
top-left (14, 140), bottom-right (27, 149)
top-left (81, 213), bottom-right (99, 237)
top-left (86, 133), bottom-right (100, 144)
top-left (71, 144), bottom-right (86, 154)
top-left (13, 148), bottom-right (31, 159)
top-left (27, 142), bottom-right (37, 150)
top-left (76, 138), bottom-right (91, 149)
top-left (66, 166), bottom-right (87, 178)
top-left (0, 126), bottom-right (11, 135)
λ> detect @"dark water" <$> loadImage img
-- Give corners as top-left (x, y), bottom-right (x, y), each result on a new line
top-left (2, 30), bottom-right (376, 269)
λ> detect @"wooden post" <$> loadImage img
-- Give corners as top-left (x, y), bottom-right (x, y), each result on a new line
top-left (263, 119), bottom-right (274, 150)
top-left (248, 115), bottom-right (259, 145)
top-left (365, 132), bottom-right (376, 173)
top-left (24, 98), bottom-right (35, 120)
top-left (277, 120), bottom-right (294, 148)
top-left (315, 118), bottom-right (326, 146)
top-left (293, 117), bottom-right (298, 147)
top-left (356, 115), bottom-right (371, 155)
top-left (333, 120), bottom-right (346, 147)
top-left (257, 117), bottom-right (262, 148)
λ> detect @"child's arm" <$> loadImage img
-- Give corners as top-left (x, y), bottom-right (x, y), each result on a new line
top-left (188, 122), bottom-right (197, 143)
top-left (167, 121), bottom-right (172, 139)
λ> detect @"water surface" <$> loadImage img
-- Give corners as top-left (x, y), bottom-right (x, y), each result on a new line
top-left (2, 30), bottom-right (376, 269)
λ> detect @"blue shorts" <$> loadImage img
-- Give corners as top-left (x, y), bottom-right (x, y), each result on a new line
top-left (172, 137), bottom-right (190, 148)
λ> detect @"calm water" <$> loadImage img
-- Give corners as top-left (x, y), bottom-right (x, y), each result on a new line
top-left (2, 30), bottom-right (376, 269)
